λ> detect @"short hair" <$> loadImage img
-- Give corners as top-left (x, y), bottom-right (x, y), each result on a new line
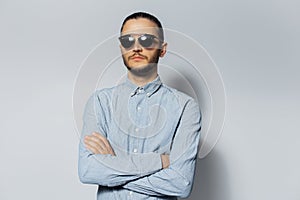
top-left (120, 12), bottom-right (164, 42)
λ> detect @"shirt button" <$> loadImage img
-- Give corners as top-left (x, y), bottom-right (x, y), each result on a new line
top-left (146, 92), bottom-right (150, 97)
top-left (129, 191), bottom-right (133, 195)
top-left (135, 128), bottom-right (139, 132)
top-left (133, 148), bottom-right (138, 153)
top-left (137, 107), bottom-right (141, 111)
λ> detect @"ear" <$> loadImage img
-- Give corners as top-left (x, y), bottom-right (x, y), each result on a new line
top-left (159, 42), bottom-right (167, 58)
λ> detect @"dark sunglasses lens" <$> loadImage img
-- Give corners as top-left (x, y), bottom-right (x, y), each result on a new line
top-left (120, 36), bottom-right (135, 48)
top-left (139, 35), bottom-right (154, 48)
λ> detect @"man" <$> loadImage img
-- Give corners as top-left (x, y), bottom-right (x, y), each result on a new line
top-left (78, 12), bottom-right (201, 199)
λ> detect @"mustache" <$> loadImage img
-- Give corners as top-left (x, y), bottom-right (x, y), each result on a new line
top-left (129, 53), bottom-right (147, 59)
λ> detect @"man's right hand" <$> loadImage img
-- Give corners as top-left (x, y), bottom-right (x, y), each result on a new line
top-left (84, 132), bottom-right (116, 156)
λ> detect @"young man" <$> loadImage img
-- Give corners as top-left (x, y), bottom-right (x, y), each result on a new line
top-left (78, 12), bottom-right (201, 199)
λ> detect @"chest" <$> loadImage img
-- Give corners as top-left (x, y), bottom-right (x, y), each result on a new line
top-left (107, 92), bottom-right (182, 153)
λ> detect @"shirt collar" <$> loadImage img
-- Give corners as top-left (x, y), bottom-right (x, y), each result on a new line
top-left (125, 75), bottom-right (162, 97)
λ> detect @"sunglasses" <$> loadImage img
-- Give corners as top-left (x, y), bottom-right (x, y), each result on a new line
top-left (119, 34), bottom-right (161, 49)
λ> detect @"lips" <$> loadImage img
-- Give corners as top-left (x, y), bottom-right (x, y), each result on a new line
top-left (130, 55), bottom-right (146, 61)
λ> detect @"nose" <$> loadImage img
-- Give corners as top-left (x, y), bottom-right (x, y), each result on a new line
top-left (132, 40), bottom-right (142, 52)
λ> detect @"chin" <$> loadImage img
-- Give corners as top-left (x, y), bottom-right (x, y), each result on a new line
top-left (126, 63), bottom-right (156, 76)
top-left (129, 61), bottom-right (148, 67)
top-left (127, 64), bottom-right (148, 71)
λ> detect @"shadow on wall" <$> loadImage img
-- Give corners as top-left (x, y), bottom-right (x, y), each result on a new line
top-left (185, 150), bottom-right (230, 200)
top-left (158, 63), bottom-right (228, 199)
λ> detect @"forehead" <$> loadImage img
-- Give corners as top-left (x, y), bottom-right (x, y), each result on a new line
top-left (121, 18), bottom-right (160, 36)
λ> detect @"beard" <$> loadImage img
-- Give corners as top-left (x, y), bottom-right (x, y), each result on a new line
top-left (122, 50), bottom-right (161, 77)
top-left (125, 62), bottom-right (157, 76)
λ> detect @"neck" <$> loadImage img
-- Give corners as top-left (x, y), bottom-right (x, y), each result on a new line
top-left (127, 71), bottom-right (158, 87)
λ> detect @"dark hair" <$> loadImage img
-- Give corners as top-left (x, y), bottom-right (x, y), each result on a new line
top-left (120, 12), bottom-right (164, 42)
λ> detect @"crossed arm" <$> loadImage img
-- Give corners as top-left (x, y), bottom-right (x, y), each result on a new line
top-left (84, 132), bottom-right (170, 169)
top-left (78, 93), bottom-right (201, 198)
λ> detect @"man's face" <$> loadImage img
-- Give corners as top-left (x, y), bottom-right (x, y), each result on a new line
top-left (120, 18), bottom-right (166, 75)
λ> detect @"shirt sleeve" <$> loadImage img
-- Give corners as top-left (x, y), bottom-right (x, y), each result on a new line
top-left (123, 99), bottom-right (201, 198)
top-left (78, 92), bottom-right (162, 187)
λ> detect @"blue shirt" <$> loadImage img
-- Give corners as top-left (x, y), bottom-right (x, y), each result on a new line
top-left (78, 76), bottom-right (201, 199)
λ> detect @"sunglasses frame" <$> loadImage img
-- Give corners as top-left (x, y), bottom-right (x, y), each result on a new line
top-left (118, 33), bottom-right (161, 49)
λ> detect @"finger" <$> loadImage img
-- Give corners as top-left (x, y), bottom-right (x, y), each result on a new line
top-left (88, 135), bottom-right (107, 150)
top-left (89, 133), bottom-right (116, 156)
top-left (92, 132), bottom-right (114, 151)
top-left (85, 135), bottom-right (104, 147)
top-left (109, 149), bottom-right (116, 156)
top-left (86, 142), bottom-right (110, 155)
top-left (92, 132), bottom-right (107, 142)
top-left (86, 143), bottom-right (107, 155)
top-left (85, 136), bottom-right (105, 152)
top-left (85, 143), bottom-right (101, 154)
top-left (85, 136), bottom-right (113, 155)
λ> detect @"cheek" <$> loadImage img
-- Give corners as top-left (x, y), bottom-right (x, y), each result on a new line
top-left (120, 47), bottom-right (130, 55)
top-left (120, 49), bottom-right (126, 56)
top-left (150, 49), bottom-right (161, 60)
top-left (121, 51), bottom-right (130, 60)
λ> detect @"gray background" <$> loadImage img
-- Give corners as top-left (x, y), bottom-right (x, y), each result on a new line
top-left (0, 0), bottom-right (299, 200)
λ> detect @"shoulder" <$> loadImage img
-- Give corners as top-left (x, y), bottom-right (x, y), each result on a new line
top-left (161, 84), bottom-right (199, 107)
top-left (162, 84), bottom-right (201, 122)
top-left (92, 83), bottom-right (125, 99)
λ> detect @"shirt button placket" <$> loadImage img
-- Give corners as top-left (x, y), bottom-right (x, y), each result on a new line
top-left (129, 190), bottom-right (133, 198)
top-left (133, 128), bottom-right (138, 153)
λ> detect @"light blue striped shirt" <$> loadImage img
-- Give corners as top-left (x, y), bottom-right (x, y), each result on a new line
top-left (78, 76), bottom-right (201, 199)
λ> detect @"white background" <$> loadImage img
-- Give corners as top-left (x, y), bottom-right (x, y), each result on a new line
top-left (0, 1), bottom-right (299, 199)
